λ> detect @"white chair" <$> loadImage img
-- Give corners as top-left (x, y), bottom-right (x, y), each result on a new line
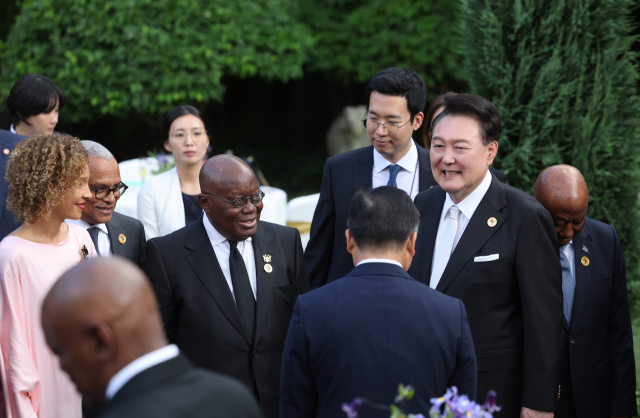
top-left (286, 193), bottom-right (320, 250)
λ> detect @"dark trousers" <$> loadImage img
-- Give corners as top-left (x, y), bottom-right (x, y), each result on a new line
top-left (555, 335), bottom-right (576, 418)
top-left (478, 367), bottom-right (523, 418)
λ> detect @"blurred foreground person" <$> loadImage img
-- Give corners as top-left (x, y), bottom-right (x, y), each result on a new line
top-left (0, 134), bottom-right (96, 418)
top-left (305, 67), bottom-right (438, 290)
top-left (408, 94), bottom-right (563, 417)
top-left (66, 141), bottom-right (146, 266)
top-left (138, 105), bottom-right (210, 239)
top-left (145, 155), bottom-right (309, 418)
top-left (280, 187), bottom-right (477, 418)
top-left (533, 165), bottom-right (636, 418)
top-left (42, 257), bottom-right (262, 418)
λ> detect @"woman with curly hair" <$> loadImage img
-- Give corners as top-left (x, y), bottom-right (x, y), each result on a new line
top-left (0, 133), bottom-right (96, 418)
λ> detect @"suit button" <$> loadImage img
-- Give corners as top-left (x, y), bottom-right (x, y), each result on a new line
top-left (569, 337), bottom-right (575, 344)
top-left (252, 351), bottom-right (258, 358)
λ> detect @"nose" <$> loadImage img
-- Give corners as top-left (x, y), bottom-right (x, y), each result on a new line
top-left (442, 146), bottom-right (455, 164)
top-left (559, 223), bottom-right (573, 240)
top-left (241, 199), bottom-right (256, 213)
top-left (52, 111), bottom-right (58, 125)
top-left (375, 123), bottom-right (388, 136)
top-left (82, 184), bottom-right (92, 200)
top-left (103, 190), bottom-right (117, 203)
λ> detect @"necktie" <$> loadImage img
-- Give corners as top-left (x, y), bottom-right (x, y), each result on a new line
top-left (228, 241), bottom-right (256, 341)
top-left (560, 249), bottom-right (575, 324)
top-left (87, 226), bottom-right (101, 256)
top-left (430, 206), bottom-right (460, 289)
top-left (387, 164), bottom-right (401, 188)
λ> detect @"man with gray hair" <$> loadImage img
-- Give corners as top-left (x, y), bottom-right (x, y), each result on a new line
top-left (280, 186), bottom-right (477, 418)
top-left (66, 140), bottom-right (146, 266)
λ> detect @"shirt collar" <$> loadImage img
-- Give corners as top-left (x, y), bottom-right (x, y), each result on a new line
top-left (105, 345), bottom-right (179, 400)
top-left (356, 258), bottom-right (403, 269)
top-left (9, 125), bottom-right (16, 134)
top-left (373, 140), bottom-right (418, 174)
top-left (202, 215), bottom-right (252, 246)
top-left (443, 170), bottom-right (493, 221)
top-left (561, 240), bottom-right (573, 250)
top-left (66, 218), bottom-right (109, 234)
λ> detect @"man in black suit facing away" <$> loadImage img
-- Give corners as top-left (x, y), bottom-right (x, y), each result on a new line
top-left (66, 141), bottom-right (146, 267)
top-left (281, 187), bottom-right (477, 418)
top-left (408, 94), bottom-right (563, 418)
top-left (533, 165), bottom-right (637, 418)
top-left (305, 67), bottom-right (438, 289)
top-left (145, 155), bottom-right (309, 418)
top-left (42, 257), bottom-right (262, 418)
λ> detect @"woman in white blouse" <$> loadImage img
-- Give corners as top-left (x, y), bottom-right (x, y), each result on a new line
top-left (137, 106), bottom-right (210, 239)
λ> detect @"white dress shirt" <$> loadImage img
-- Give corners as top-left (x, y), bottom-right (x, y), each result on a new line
top-left (105, 344), bottom-right (179, 400)
top-left (65, 218), bottom-right (112, 256)
top-left (203, 216), bottom-right (257, 300)
top-left (561, 240), bottom-right (575, 279)
top-left (9, 125), bottom-right (16, 134)
top-left (356, 258), bottom-right (403, 269)
top-left (372, 140), bottom-right (420, 199)
top-left (431, 170), bottom-right (493, 276)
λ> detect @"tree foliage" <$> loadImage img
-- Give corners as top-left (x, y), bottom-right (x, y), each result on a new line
top-left (298, 0), bottom-right (465, 88)
top-left (0, 0), bottom-right (312, 122)
top-left (461, 0), bottom-right (640, 304)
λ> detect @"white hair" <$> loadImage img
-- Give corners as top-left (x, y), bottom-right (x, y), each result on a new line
top-left (81, 140), bottom-right (115, 161)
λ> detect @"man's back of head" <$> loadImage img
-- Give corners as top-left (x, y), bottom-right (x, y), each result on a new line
top-left (346, 186), bottom-right (420, 271)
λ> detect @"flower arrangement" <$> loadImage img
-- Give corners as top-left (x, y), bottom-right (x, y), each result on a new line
top-left (147, 150), bottom-right (175, 175)
top-left (342, 385), bottom-right (500, 418)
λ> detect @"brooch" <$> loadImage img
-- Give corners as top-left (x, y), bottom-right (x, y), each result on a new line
top-left (80, 245), bottom-right (89, 261)
top-left (263, 254), bottom-right (273, 273)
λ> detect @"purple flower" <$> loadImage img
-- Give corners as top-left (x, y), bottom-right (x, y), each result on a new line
top-left (157, 154), bottom-right (168, 165)
top-left (341, 398), bottom-right (362, 418)
top-left (482, 390), bottom-right (501, 414)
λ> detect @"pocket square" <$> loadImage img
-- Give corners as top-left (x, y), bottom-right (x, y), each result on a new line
top-left (474, 254), bottom-right (499, 262)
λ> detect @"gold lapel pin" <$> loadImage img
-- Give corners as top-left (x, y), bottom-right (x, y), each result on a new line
top-left (118, 234), bottom-right (126, 244)
top-left (263, 254), bottom-right (272, 263)
top-left (264, 264), bottom-right (273, 273)
top-left (581, 256), bottom-right (590, 266)
top-left (487, 217), bottom-right (497, 227)
top-left (3, 149), bottom-right (9, 155)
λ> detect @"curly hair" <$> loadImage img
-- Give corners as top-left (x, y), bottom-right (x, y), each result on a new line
top-left (6, 133), bottom-right (88, 224)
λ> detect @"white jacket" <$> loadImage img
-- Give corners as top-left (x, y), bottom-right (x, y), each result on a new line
top-left (137, 166), bottom-right (185, 239)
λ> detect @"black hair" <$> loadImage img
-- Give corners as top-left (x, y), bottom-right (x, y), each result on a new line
top-left (162, 105), bottom-right (204, 141)
top-left (431, 94), bottom-right (502, 146)
top-left (366, 67), bottom-right (427, 121)
top-left (5, 74), bottom-right (66, 127)
top-left (347, 186), bottom-right (420, 251)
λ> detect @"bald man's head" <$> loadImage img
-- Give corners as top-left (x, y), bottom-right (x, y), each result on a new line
top-left (42, 257), bottom-right (167, 402)
top-left (198, 155), bottom-right (263, 241)
top-left (533, 165), bottom-right (589, 246)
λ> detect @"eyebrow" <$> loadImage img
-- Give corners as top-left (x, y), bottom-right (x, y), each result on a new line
top-left (431, 137), bottom-right (473, 144)
top-left (368, 110), bottom-right (402, 119)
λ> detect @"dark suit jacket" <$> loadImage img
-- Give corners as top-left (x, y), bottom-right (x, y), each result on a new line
top-left (0, 130), bottom-right (25, 241)
top-left (97, 353), bottom-right (262, 418)
top-left (280, 262), bottom-right (477, 418)
top-left (556, 218), bottom-right (636, 418)
top-left (305, 142), bottom-right (438, 289)
top-left (408, 174), bottom-right (563, 416)
top-left (107, 211), bottom-right (146, 267)
top-left (144, 219), bottom-right (309, 418)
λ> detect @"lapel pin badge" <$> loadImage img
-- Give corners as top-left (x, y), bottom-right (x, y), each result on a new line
top-left (582, 245), bottom-right (588, 253)
top-left (118, 234), bottom-right (126, 244)
top-left (262, 254), bottom-right (272, 263)
top-left (263, 254), bottom-right (273, 273)
top-left (487, 217), bottom-right (497, 227)
top-left (3, 149), bottom-right (9, 155)
top-left (581, 256), bottom-right (590, 266)
top-left (264, 264), bottom-right (273, 273)
top-left (80, 245), bottom-right (89, 261)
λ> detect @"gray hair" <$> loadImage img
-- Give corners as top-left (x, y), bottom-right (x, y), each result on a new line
top-left (81, 140), bottom-right (115, 161)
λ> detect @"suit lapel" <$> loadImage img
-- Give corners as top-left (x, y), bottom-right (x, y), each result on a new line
top-left (353, 146), bottom-right (373, 192)
top-left (436, 177), bottom-right (508, 293)
top-left (413, 191), bottom-right (446, 285)
top-left (106, 215), bottom-right (124, 257)
top-left (570, 225), bottom-right (592, 331)
top-left (416, 143), bottom-right (435, 192)
top-left (251, 225), bottom-right (277, 345)
top-left (185, 221), bottom-right (252, 345)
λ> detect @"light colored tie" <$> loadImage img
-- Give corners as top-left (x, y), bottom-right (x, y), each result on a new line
top-left (560, 249), bottom-right (575, 324)
top-left (430, 206), bottom-right (460, 289)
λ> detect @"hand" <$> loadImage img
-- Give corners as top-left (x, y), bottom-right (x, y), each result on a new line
top-left (520, 407), bottom-right (553, 418)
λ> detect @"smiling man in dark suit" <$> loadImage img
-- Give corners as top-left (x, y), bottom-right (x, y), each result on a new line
top-left (305, 67), bottom-right (438, 289)
top-left (66, 141), bottom-right (146, 267)
top-left (408, 94), bottom-right (563, 418)
top-left (533, 165), bottom-right (636, 418)
top-left (144, 154), bottom-right (309, 418)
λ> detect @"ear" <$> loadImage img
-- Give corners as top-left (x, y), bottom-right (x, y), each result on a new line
top-left (406, 231), bottom-right (417, 258)
top-left (412, 112), bottom-right (424, 131)
top-left (163, 140), bottom-right (172, 154)
top-left (345, 230), bottom-right (356, 254)
top-left (198, 195), bottom-right (209, 214)
top-left (91, 322), bottom-right (117, 363)
top-left (486, 140), bottom-right (498, 165)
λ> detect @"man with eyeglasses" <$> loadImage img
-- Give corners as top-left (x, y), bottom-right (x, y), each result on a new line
top-left (144, 154), bottom-right (309, 418)
top-left (305, 67), bottom-right (438, 289)
top-left (66, 140), bottom-right (146, 266)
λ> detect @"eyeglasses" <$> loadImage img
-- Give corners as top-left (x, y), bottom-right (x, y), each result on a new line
top-left (89, 182), bottom-right (128, 200)
top-left (360, 108), bottom-right (412, 135)
top-left (201, 190), bottom-right (265, 208)
top-left (169, 130), bottom-right (207, 141)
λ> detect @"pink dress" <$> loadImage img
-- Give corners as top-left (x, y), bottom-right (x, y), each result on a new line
top-left (0, 223), bottom-right (96, 418)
